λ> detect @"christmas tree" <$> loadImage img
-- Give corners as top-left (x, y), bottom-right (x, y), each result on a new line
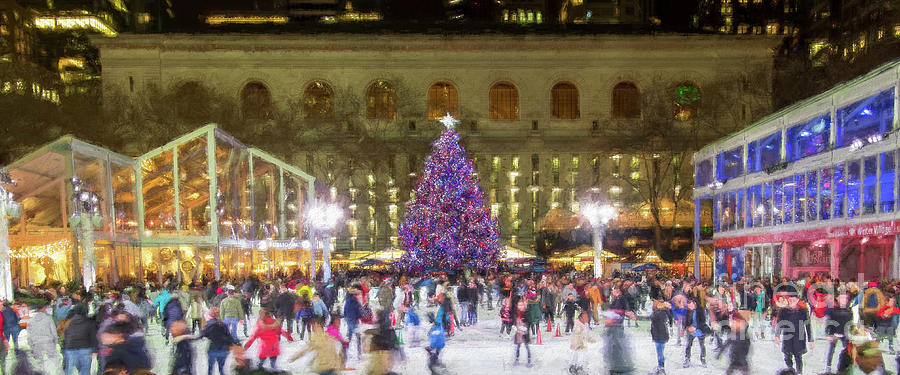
top-left (398, 114), bottom-right (502, 272)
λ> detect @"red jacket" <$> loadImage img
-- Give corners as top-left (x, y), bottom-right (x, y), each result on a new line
top-left (244, 317), bottom-right (292, 359)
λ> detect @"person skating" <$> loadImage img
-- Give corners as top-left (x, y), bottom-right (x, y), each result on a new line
top-left (426, 312), bottom-right (447, 374)
top-left (650, 300), bottom-right (672, 375)
top-left (289, 317), bottom-right (343, 375)
top-left (683, 299), bottom-right (710, 368)
top-left (512, 298), bottom-right (533, 367)
top-left (564, 294), bottom-right (578, 334)
top-left (244, 309), bottom-right (294, 371)
top-left (200, 307), bottom-right (240, 375)
top-left (775, 292), bottom-right (812, 374)
top-left (715, 312), bottom-right (751, 375)
top-left (219, 289), bottom-right (243, 340)
top-left (570, 310), bottom-right (597, 375)
top-left (171, 320), bottom-right (196, 375)
top-left (27, 299), bottom-right (61, 375)
top-left (62, 305), bottom-right (97, 375)
top-left (364, 310), bottom-right (401, 375)
top-left (875, 296), bottom-right (900, 354)
top-left (605, 286), bottom-right (637, 375)
top-left (825, 294), bottom-right (853, 373)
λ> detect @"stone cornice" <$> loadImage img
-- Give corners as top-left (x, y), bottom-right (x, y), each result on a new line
top-left (93, 33), bottom-right (778, 56)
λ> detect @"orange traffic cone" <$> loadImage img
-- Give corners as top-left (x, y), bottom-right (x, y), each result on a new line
top-left (546, 319), bottom-right (552, 332)
top-left (555, 323), bottom-right (562, 337)
top-left (535, 326), bottom-right (543, 345)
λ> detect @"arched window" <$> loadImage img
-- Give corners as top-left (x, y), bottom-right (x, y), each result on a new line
top-left (489, 82), bottom-right (518, 120)
top-left (303, 81), bottom-right (334, 119)
top-left (674, 82), bottom-right (701, 121)
top-left (427, 82), bottom-right (458, 120)
top-left (612, 82), bottom-right (640, 118)
top-left (366, 80), bottom-right (396, 120)
top-left (551, 82), bottom-right (579, 119)
top-left (241, 82), bottom-right (273, 120)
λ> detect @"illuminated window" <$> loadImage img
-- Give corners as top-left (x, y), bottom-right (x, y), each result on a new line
top-left (241, 81), bottom-right (273, 120)
top-left (489, 82), bottom-right (518, 120)
top-left (612, 82), bottom-right (640, 118)
top-left (551, 82), bottom-right (579, 119)
top-left (366, 80), bottom-right (396, 119)
top-left (427, 82), bottom-right (458, 120)
top-left (304, 81), bottom-right (334, 119)
top-left (674, 82), bottom-right (700, 121)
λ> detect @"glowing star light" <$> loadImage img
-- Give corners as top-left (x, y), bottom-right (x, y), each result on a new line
top-left (440, 113), bottom-right (459, 129)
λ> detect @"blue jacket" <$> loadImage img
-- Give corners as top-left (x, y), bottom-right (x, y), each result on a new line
top-left (153, 290), bottom-right (171, 315)
top-left (344, 296), bottom-right (362, 323)
top-left (428, 324), bottom-right (445, 349)
top-left (163, 299), bottom-right (183, 328)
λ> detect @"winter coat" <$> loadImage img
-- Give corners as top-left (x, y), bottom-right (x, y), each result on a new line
top-left (344, 293), bottom-right (362, 323)
top-left (153, 289), bottom-right (171, 315)
top-left (172, 334), bottom-right (195, 375)
top-left (718, 332), bottom-right (751, 368)
top-left (876, 305), bottom-right (900, 336)
top-left (513, 311), bottom-right (531, 344)
top-left (163, 299), bottom-right (184, 328)
top-left (428, 324), bottom-right (446, 349)
top-left (63, 314), bottom-right (98, 351)
top-left (219, 296), bottom-right (244, 319)
top-left (296, 285), bottom-right (315, 301)
top-left (776, 307), bottom-right (811, 354)
top-left (244, 319), bottom-right (292, 359)
top-left (392, 287), bottom-right (405, 310)
top-left (563, 300), bottom-right (578, 318)
top-left (104, 336), bottom-right (151, 373)
top-left (1, 308), bottom-right (19, 331)
top-left (188, 300), bottom-right (206, 321)
top-left (201, 318), bottom-right (239, 351)
top-left (862, 288), bottom-right (886, 318)
top-left (121, 295), bottom-right (144, 319)
top-left (826, 307), bottom-right (853, 336)
top-left (650, 309), bottom-right (671, 343)
top-left (289, 330), bottom-right (342, 373)
top-left (570, 319), bottom-right (596, 350)
top-left (26, 310), bottom-right (58, 352)
top-left (683, 308), bottom-right (711, 336)
top-left (377, 285), bottom-right (394, 312)
top-left (275, 292), bottom-right (297, 318)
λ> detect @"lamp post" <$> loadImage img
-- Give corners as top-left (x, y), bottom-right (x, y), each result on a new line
top-left (306, 202), bottom-right (343, 282)
top-left (0, 171), bottom-right (19, 301)
top-left (69, 177), bottom-right (103, 291)
top-left (583, 203), bottom-right (616, 279)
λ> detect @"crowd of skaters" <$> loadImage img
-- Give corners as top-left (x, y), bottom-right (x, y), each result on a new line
top-left (0, 270), bottom-right (898, 375)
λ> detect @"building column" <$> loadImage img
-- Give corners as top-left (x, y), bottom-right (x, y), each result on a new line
top-left (781, 242), bottom-right (791, 279)
top-left (693, 199), bottom-right (701, 279)
top-left (830, 238), bottom-right (841, 278)
top-left (892, 235), bottom-right (900, 280)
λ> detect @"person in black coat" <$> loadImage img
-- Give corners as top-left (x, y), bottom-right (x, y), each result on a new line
top-left (62, 306), bottom-right (98, 375)
top-left (650, 301), bottom-right (672, 374)
top-left (716, 312), bottom-right (751, 375)
top-left (683, 299), bottom-right (711, 367)
top-left (825, 294), bottom-right (853, 372)
top-left (202, 307), bottom-right (240, 375)
top-left (275, 288), bottom-right (298, 333)
top-left (776, 294), bottom-right (812, 374)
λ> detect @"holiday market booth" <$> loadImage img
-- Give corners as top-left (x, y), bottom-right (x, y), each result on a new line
top-left (692, 59), bottom-right (900, 283)
top-left (0, 124), bottom-right (318, 290)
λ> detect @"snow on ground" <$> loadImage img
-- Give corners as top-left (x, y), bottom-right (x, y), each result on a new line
top-left (16, 304), bottom-right (900, 375)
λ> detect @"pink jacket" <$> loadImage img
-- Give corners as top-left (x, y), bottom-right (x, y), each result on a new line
top-left (326, 325), bottom-right (349, 347)
top-left (245, 319), bottom-right (292, 359)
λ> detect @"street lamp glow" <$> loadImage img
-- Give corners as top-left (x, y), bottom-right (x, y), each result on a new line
top-left (305, 201), bottom-right (344, 282)
top-left (582, 202), bottom-right (617, 279)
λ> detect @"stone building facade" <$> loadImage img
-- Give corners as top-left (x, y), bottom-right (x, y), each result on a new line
top-left (94, 33), bottom-right (776, 257)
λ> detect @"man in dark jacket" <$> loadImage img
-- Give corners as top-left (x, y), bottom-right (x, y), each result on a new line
top-left (683, 299), bottom-right (710, 367)
top-left (344, 287), bottom-right (363, 356)
top-left (202, 307), bottom-right (239, 375)
top-left (651, 301), bottom-right (672, 374)
top-left (275, 287), bottom-right (298, 333)
top-left (163, 297), bottom-right (185, 342)
top-left (63, 306), bottom-right (98, 375)
top-left (0, 302), bottom-right (20, 349)
top-left (101, 321), bottom-right (152, 374)
top-left (776, 294), bottom-right (812, 374)
top-left (825, 294), bottom-right (853, 372)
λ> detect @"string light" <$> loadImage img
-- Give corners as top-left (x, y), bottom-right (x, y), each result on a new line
top-left (9, 238), bottom-right (71, 259)
top-left (398, 116), bottom-right (502, 272)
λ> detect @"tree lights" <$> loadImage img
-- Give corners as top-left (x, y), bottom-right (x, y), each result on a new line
top-left (398, 115), bottom-right (502, 272)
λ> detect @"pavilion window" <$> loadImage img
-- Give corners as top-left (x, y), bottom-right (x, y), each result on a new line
top-left (696, 159), bottom-right (713, 186)
top-left (716, 146), bottom-right (743, 181)
top-left (747, 132), bottom-right (781, 173)
top-left (773, 178), bottom-right (783, 225)
top-left (881, 151), bottom-right (896, 212)
top-left (836, 89), bottom-right (895, 148)
top-left (820, 167), bottom-right (832, 220)
top-left (782, 177), bottom-right (794, 224)
top-left (833, 163), bottom-right (845, 219)
top-left (848, 160), bottom-right (861, 218)
top-left (786, 114), bottom-right (831, 162)
top-left (863, 156), bottom-right (878, 214)
top-left (806, 170), bottom-right (817, 221)
top-left (794, 174), bottom-right (805, 223)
